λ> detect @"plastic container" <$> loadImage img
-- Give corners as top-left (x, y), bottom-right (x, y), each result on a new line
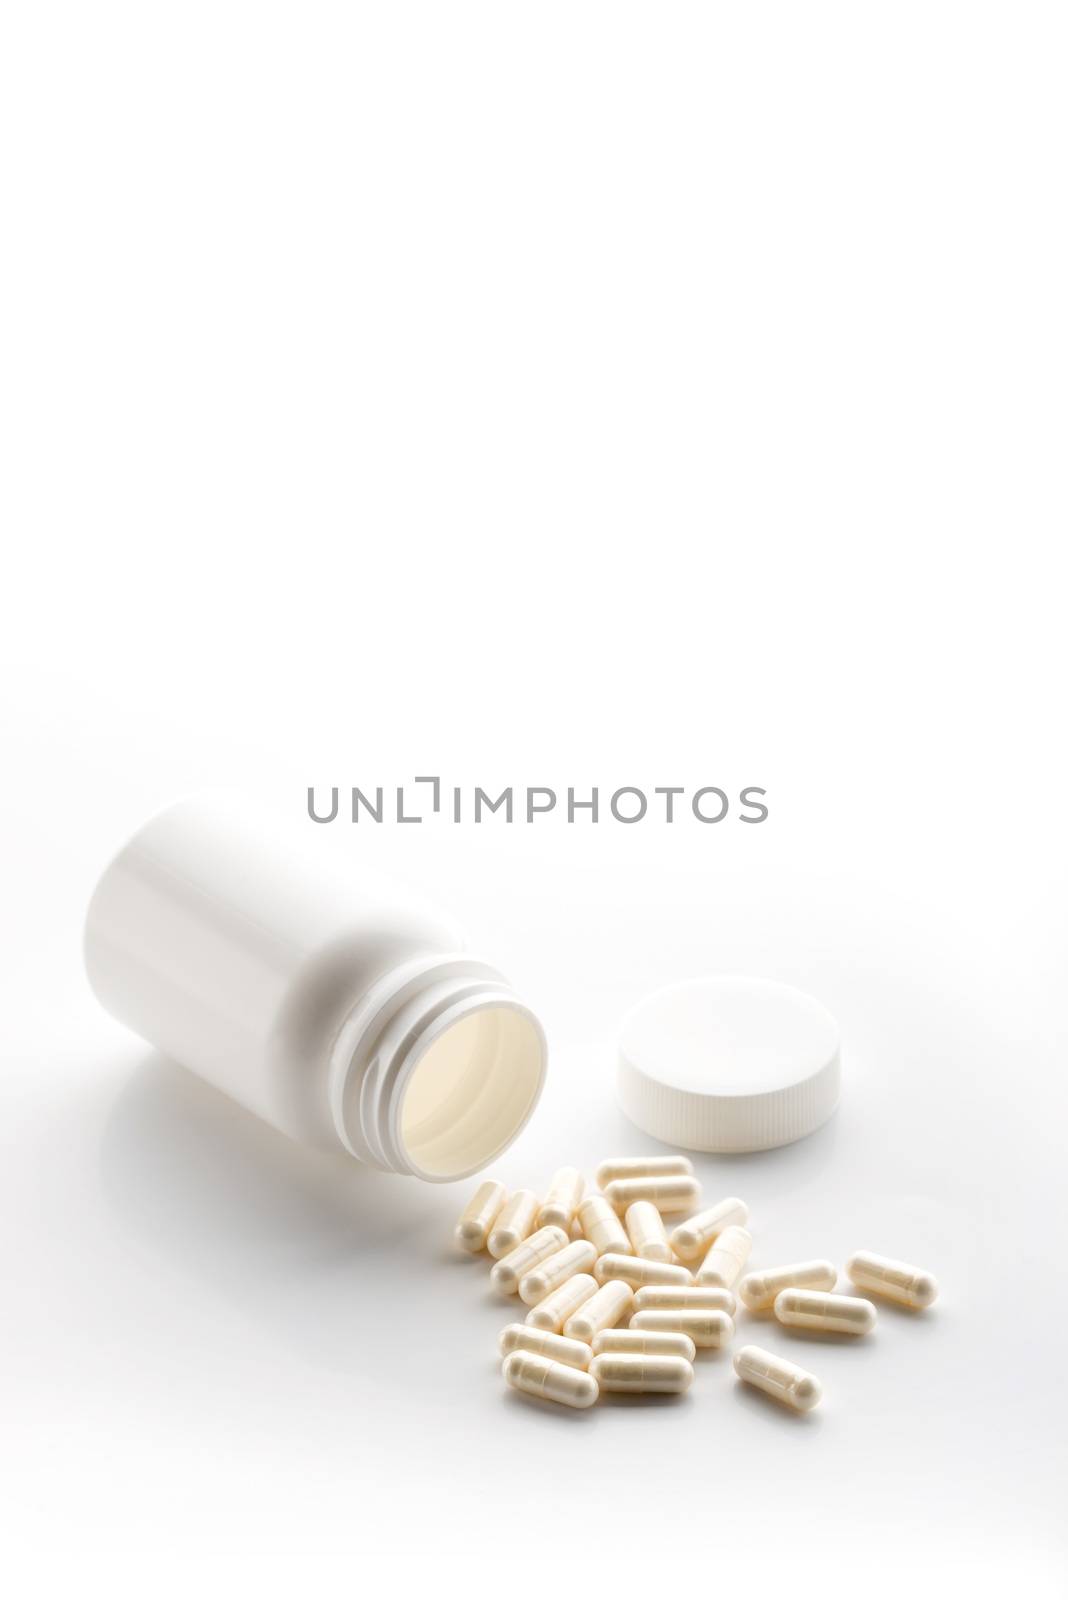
top-left (84, 796), bottom-right (547, 1181)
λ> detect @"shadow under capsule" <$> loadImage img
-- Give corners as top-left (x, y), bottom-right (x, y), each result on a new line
top-left (773, 1326), bottom-right (881, 1348)
top-left (500, 1387), bottom-right (601, 1423)
top-left (593, 1389), bottom-right (693, 1408)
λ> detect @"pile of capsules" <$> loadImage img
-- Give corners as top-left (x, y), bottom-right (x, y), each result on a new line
top-left (454, 1155), bottom-right (938, 1412)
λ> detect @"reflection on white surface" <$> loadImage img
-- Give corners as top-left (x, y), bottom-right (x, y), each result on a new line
top-left (3, 974), bottom-right (1062, 1590)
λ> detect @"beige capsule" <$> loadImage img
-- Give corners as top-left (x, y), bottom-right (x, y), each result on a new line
top-left (593, 1253), bottom-right (693, 1290)
top-left (670, 1197), bottom-right (749, 1263)
top-left (630, 1307), bottom-right (734, 1349)
top-left (519, 1240), bottom-right (598, 1306)
top-left (696, 1225), bottom-right (752, 1289)
top-left (564, 1279), bottom-right (633, 1343)
top-left (503, 1350), bottom-right (599, 1409)
top-left (846, 1250), bottom-right (938, 1309)
top-left (624, 1201), bottom-right (673, 1262)
top-left (739, 1259), bottom-right (837, 1311)
top-left (454, 1179), bottom-right (508, 1253)
top-left (499, 1324), bottom-right (593, 1370)
top-left (537, 1168), bottom-right (585, 1230)
top-left (576, 1194), bottom-right (631, 1258)
top-left (490, 1224), bottom-right (569, 1297)
top-left (633, 1285), bottom-right (736, 1317)
top-left (604, 1175), bottom-right (701, 1215)
top-left (775, 1289), bottom-right (876, 1335)
top-left (589, 1352), bottom-right (693, 1394)
top-left (734, 1344), bottom-right (822, 1412)
top-left (526, 1272), bottom-right (599, 1332)
top-left (487, 1189), bottom-right (539, 1259)
top-left (591, 1328), bottom-right (697, 1362)
top-left (595, 1155), bottom-right (694, 1189)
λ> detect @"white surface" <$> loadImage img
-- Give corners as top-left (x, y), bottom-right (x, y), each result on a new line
top-left (619, 974), bottom-right (841, 1150)
top-left (2, 3), bottom-right (1067, 1596)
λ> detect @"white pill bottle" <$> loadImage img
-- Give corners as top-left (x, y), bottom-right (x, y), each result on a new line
top-left (84, 796), bottom-right (547, 1182)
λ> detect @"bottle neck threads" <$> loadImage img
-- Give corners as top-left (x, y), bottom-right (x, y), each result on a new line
top-left (330, 955), bottom-right (546, 1181)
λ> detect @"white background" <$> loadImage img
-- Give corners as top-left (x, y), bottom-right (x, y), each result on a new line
top-left (2, 3), bottom-right (1066, 1594)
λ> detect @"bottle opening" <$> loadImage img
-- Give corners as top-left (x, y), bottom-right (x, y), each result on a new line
top-left (398, 1002), bottom-right (545, 1180)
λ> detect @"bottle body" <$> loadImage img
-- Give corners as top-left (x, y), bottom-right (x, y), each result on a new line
top-left (84, 796), bottom-right (546, 1181)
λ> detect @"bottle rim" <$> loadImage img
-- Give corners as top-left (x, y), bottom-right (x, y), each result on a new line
top-left (330, 955), bottom-right (547, 1181)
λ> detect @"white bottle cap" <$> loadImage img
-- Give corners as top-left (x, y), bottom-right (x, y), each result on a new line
top-left (618, 976), bottom-right (840, 1153)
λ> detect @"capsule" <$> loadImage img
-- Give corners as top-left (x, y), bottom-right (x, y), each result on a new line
top-left (595, 1155), bottom-right (694, 1189)
top-left (669, 1197), bottom-right (749, 1263)
top-left (499, 1324), bottom-right (593, 1370)
top-left (526, 1273), bottom-right (599, 1332)
top-left (604, 1175), bottom-right (701, 1216)
top-left (846, 1251), bottom-right (938, 1309)
top-left (591, 1328), bottom-right (697, 1362)
top-left (503, 1350), bottom-right (599, 1409)
top-left (519, 1239), bottom-right (598, 1306)
top-left (576, 1194), bottom-right (631, 1258)
top-left (696, 1225), bottom-right (751, 1289)
top-left (774, 1289), bottom-right (876, 1335)
top-left (738, 1259), bottom-right (837, 1311)
top-left (487, 1189), bottom-right (539, 1259)
top-left (537, 1168), bottom-right (585, 1230)
top-left (589, 1353), bottom-right (693, 1394)
top-left (633, 1285), bottom-right (735, 1317)
top-left (564, 1279), bottom-right (633, 1343)
top-left (454, 1179), bottom-right (508, 1253)
top-left (490, 1224), bottom-right (568, 1297)
top-left (734, 1344), bottom-right (822, 1412)
top-left (630, 1307), bottom-right (734, 1349)
top-left (624, 1201), bottom-right (673, 1262)
top-left (593, 1253), bottom-right (693, 1290)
